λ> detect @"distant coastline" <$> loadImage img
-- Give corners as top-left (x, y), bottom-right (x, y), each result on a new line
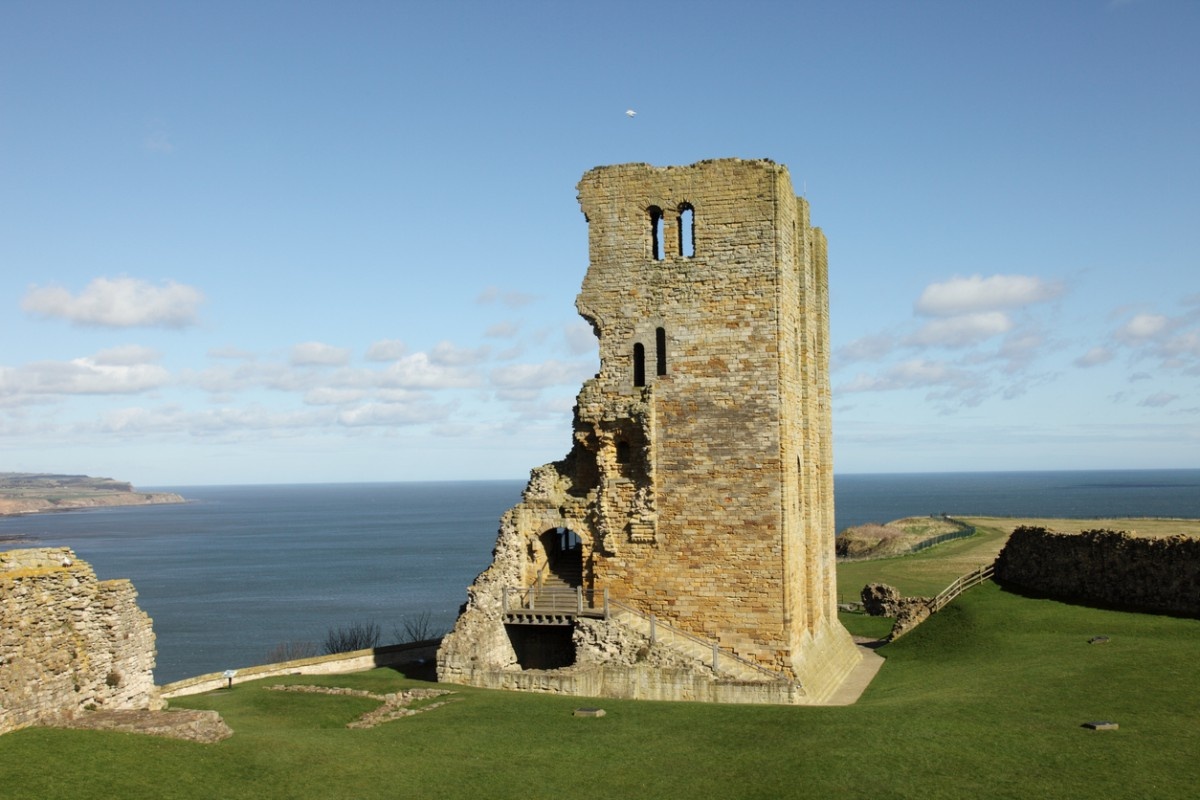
top-left (0, 472), bottom-right (185, 519)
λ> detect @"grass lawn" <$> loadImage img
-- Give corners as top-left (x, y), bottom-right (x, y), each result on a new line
top-left (3, 583), bottom-right (1199, 799)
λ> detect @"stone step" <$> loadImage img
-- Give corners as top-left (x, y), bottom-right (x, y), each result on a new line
top-left (609, 609), bottom-right (774, 682)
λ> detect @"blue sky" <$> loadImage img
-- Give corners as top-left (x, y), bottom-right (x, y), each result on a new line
top-left (1, 1), bottom-right (1197, 486)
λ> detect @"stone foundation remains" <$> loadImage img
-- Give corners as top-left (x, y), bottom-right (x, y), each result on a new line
top-left (438, 160), bottom-right (860, 704)
top-left (1, 547), bottom-right (162, 735)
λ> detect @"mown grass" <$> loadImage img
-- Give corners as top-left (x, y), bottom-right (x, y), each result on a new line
top-left (4, 583), bottom-right (1199, 799)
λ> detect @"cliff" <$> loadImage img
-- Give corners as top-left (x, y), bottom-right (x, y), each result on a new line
top-left (0, 472), bottom-right (184, 517)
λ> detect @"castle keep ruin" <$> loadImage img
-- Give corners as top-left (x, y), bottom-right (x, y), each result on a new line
top-left (438, 159), bottom-right (860, 703)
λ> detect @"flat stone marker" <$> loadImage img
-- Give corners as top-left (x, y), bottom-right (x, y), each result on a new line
top-left (573, 707), bottom-right (606, 718)
top-left (1082, 721), bottom-right (1118, 731)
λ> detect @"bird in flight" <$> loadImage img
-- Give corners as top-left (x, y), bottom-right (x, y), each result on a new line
top-left (625, 109), bottom-right (637, 118)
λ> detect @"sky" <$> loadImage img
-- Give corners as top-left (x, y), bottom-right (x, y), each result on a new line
top-left (1, 1), bottom-right (1197, 486)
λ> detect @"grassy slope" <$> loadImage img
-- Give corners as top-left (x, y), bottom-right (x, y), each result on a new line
top-left (3, 585), bottom-right (1199, 799)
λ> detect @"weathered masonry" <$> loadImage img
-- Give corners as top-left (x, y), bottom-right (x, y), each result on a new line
top-left (438, 159), bottom-right (860, 703)
top-left (1, 548), bottom-right (162, 735)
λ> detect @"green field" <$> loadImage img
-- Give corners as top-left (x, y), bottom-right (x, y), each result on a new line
top-left (4, 578), bottom-right (1199, 799)
top-left (6, 519), bottom-right (1200, 799)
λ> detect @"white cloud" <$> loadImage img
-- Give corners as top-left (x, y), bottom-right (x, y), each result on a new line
top-left (303, 388), bottom-right (369, 406)
top-left (337, 401), bottom-right (453, 427)
top-left (565, 320), bottom-right (598, 356)
top-left (1074, 346), bottom-right (1114, 368)
top-left (490, 359), bottom-right (591, 390)
top-left (476, 286), bottom-right (537, 308)
top-left (208, 345), bottom-right (257, 360)
top-left (92, 345), bottom-right (162, 366)
top-left (914, 274), bottom-right (1063, 317)
top-left (365, 339), bottom-right (408, 362)
top-left (1117, 313), bottom-right (1169, 342)
top-left (1140, 392), bottom-right (1178, 408)
top-left (485, 321), bottom-right (521, 338)
top-left (430, 341), bottom-right (490, 366)
top-left (0, 357), bottom-right (171, 397)
top-left (907, 312), bottom-right (1012, 348)
top-left (22, 277), bottom-right (204, 328)
top-left (290, 342), bottom-right (352, 367)
top-left (836, 333), bottom-right (897, 363)
top-left (379, 353), bottom-right (483, 390)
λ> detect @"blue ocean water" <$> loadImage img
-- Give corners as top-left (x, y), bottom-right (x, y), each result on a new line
top-left (1, 470), bottom-right (1197, 683)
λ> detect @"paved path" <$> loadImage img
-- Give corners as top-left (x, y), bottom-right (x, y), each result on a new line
top-left (820, 637), bottom-right (886, 706)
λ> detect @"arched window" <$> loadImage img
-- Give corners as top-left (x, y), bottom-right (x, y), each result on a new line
top-left (648, 206), bottom-right (664, 261)
top-left (677, 203), bottom-right (695, 258)
top-left (633, 342), bottom-right (646, 387)
top-left (656, 327), bottom-right (667, 376)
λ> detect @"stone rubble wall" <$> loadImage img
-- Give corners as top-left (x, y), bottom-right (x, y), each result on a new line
top-left (993, 527), bottom-right (1200, 616)
top-left (1, 547), bottom-right (162, 735)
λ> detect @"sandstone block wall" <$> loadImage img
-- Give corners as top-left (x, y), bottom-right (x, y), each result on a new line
top-left (993, 527), bottom-right (1200, 616)
top-left (1, 547), bottom-right (161, 735)
top-left (439, 159), bottom-right (859, 702)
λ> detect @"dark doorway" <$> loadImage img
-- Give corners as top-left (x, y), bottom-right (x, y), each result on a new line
top-left (540, 527), bottom-right (583, 589)
top-left (505, 624), bottom-right (576, 670)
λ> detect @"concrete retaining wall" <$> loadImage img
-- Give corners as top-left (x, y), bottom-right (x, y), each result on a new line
top-left (160, 641), bottom-right (439, 699)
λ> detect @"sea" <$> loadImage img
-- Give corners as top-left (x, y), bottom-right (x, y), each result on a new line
top-left (1, 469), bottom-right (1198, 684)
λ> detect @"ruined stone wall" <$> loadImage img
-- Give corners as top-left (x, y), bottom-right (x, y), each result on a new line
top-left (993, 527), bottom-right (1200, 616)
top-left (573, 160), bottom-right (844, 673)
top-left (1, 547), bottom-right (161, 735)
top-left (438, 159), bottom-right (859, 701)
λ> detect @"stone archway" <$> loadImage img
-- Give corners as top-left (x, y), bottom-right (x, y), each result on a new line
top-left (538, 527), bottom-right (582, 589)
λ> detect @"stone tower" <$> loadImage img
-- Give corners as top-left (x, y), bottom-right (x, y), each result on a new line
top-left (438, 159), bottom-right (860, 703)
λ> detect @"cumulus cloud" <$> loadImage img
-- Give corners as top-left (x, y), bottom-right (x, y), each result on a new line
top-left (22, 277), bottom-right (204, 328)
top-left (907, 312), bottom-right (1013, 348)
top-left (379, 353), bottom-right (483, 390)
top-left (290, 342), bottom-right (352, 367)
top-left (1117, 313), bottom-right (1169, 342)
top-left (490, 359), bottom-right (592, 390)
top-left (0, 357), bottom-right (170, 397)
top-left (365, 339), bottom-right (407, 362)
top-left (1074, 346), bottom-right (1114, 368)
top-left (914, 274), bottom-right (1063, 317)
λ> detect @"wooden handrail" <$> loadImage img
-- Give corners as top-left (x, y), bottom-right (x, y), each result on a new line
top-left (927, 563), bottom-right (995, 613)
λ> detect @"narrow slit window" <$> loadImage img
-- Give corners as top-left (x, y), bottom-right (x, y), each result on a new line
top-left (678, 203), bottom-right (695, 258)
top-left (633, 343), bottom-right (646, 387)
top-left (648, 206), bottom-right (664, 261)
top-left (655, 327), bottom-right (667, 376)
top-left (616, 440), bottom-right (631, 464)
